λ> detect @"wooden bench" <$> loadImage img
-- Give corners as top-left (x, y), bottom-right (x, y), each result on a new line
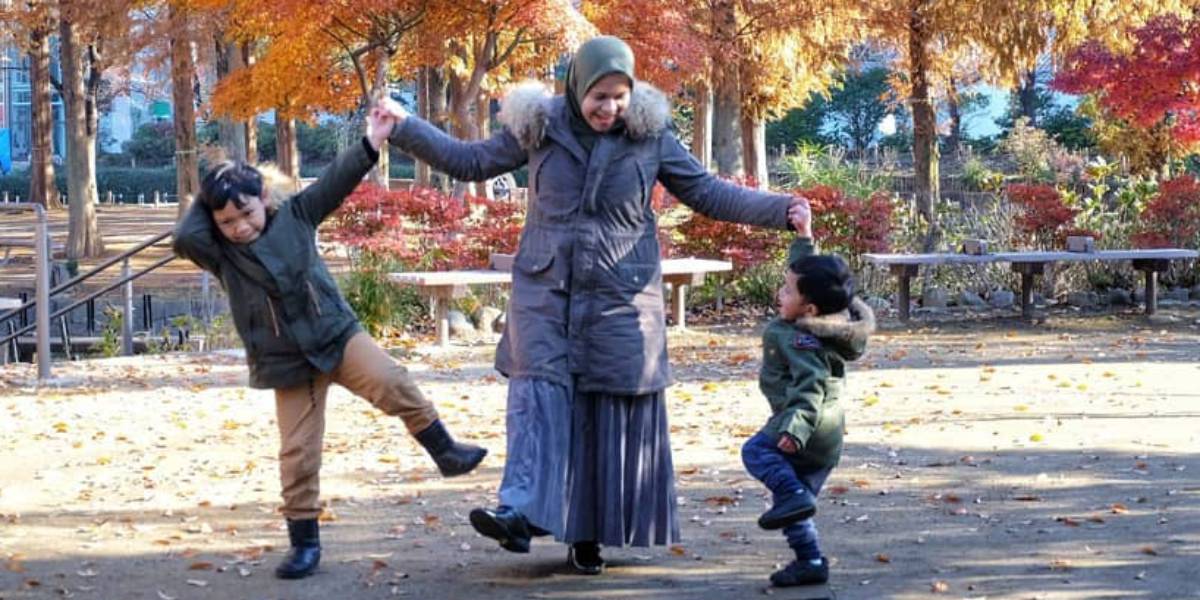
top-left (863, 249), bottom-right (1199, 321)
top-left (390, 257), bottom-right (733, 347)
top-left (0, 234), bottom-right (66, 267)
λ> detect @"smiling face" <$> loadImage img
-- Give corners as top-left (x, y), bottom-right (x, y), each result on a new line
top-left (580, 73), bottom-right (632, 133)
top-left (212, 194), bottom-right (267, 245)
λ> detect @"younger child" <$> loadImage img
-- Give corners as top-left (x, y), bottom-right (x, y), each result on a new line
top-left (741, 201), bottom-right (875, 587)
top-left (172, 105), bottom-right (486, 580)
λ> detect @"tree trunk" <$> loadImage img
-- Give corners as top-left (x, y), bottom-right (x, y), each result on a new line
top-left (170, 5), bottom-right (200, 220)
top-left (214, 35), bottom-right (248, 162)
top-left (427, 67), bottom-right (450, 192)
top-left (477, 93), bottom-right (493, 199)
top-left (275, 115), bottom-right (300, 184)
top-left (242, 43), bottom-right (258, 164)
top-left (909, 3), bottom-right (940, 253)
top-left (1017, 69), bottom-right (1037, 127)
top-left (244, 118), bottom-right (258, 164)
top-left (711, 0), bottom-right (742, 176)
top-left (446, 70), bottom-right (480, 198)
top-left (27, 21), bottom-right (59, 209)
top-left (60, 18), bottom-right (104, 258)
top-left (414, 66), bottom-right (432, 186)
top-left (739, 114), bottom-right (768, 188)
top-left (946, 77), bottom-right (962, 160)
top-left (368, 49), bottom-right (390, 188)
top-left (690, 82), bottom-right (713, 170)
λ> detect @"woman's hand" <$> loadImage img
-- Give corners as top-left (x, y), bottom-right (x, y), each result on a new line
top-left (788, 195), bottom-right (812, 238)
top-left (366, 105), bottom-right (396, 151)
top-left (376, 97), bottom-right (409, 124)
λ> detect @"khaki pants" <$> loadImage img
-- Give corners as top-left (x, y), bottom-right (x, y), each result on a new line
top-left (274, 332), bottom-right (438, 519)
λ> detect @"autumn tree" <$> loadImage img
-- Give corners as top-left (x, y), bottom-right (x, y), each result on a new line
top-left (404, 0), bottom-right (591, 197)
top-left (1054, 14), bottom-right (1200, 177)
top-left (54, 0), bottom-right (146, 257)
top-left (685, 1), bottom-right (864, 183)
top-left (437, 0), bottom-right (591, 141)
top-left (864, 0), bottom-right (1193, 252)
top-left (205, 0), bottom-right (437, 186)
top-left (0, 0), bottom-right (60, 209)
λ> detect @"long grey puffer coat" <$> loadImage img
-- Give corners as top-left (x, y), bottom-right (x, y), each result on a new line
top-left (390, 81), bottom-right (793, 394)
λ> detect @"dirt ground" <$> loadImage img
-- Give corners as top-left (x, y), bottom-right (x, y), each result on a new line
top-left (2, 307), bottom-right (1199, 600)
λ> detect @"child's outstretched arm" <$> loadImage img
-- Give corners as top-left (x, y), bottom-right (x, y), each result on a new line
top-left (173, 202), bottom-right (223, 276)
top-left (772, 332), bottom-right (830, 455)
top-left (786, 195), bottom-right (815, 264)
top-left (291, 104), bottom-right (398, 227)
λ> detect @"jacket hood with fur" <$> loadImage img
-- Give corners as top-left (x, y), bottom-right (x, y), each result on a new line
top-left (496, 80), bottom-right (672, 151)
top-left (795, 297), bottom-right (876, 361)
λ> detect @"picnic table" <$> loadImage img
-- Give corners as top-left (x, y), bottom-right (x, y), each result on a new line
top-left (864, 248), bottom-right (1199, 321)
top-left (390, 257), bottom-right (733, 347)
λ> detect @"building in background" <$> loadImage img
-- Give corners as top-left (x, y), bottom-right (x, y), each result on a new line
top-left (0, 42), bottom-right (66, 169)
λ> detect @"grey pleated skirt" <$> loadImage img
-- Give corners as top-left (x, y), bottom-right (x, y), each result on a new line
top-left (497, 378), bottom-right (572, 538)
top-left (496, 377), bottom-right (681, 548)
top-left (564, 387), bottom-right (681, 547)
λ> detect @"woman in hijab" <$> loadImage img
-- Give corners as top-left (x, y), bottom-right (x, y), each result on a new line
top-left (383, 36), bottom-right (809, 574)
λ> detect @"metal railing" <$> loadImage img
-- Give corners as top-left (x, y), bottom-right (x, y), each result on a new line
top-left (0, 204), bottom-right (52, 379)
top-left (0, 218), bottom-right (176, 381)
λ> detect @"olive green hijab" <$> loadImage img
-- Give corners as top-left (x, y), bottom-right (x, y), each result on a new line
top-left (565, 36), bottom-right (635, 152)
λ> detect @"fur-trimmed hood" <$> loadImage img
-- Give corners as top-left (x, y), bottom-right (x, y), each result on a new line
top-left (795, 297), bottom-right (876, 361)
top-left (496, 80), bottom-right (672, 151)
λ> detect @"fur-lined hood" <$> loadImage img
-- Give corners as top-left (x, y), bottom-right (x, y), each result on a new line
top-left (496, 80), bottom-right (673, 151)
top-left (795, 297), bottom-right (876, 361)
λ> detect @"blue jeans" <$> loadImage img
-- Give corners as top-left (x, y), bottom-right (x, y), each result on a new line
top-left (741, 431), bottom-right (832, 560)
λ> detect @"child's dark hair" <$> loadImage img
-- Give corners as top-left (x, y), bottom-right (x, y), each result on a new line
top-left (789, 255), bottom-right (854, 315)
top-left (198, 161), bottom-right (263, 211)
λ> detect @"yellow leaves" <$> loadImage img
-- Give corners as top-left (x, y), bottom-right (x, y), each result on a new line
top-left (861, 394), bottom-right (880, 407)
top-left (1029, 433), bottom-right (1044, 442)
top-left (52, 422), bottom-right (69, 433)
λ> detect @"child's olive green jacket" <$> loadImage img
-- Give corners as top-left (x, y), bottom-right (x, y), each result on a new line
top-left (759, 238), bottom-right (875, 470)
top-left (172, 140), bottom-right (378, 389)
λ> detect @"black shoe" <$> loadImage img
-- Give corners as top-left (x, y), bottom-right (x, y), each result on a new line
top-left (567, 541), bottom-right (604, 575)
top-left (469, 506), bottom-right (532, 553)
top-left (275, 518), bottom-right (321, 580)
top-left (758, 489), bottom-right (817, 530)
top-left (770, 557), bottom-right (829, 587)
top-left (414, 419), bottom-right (487, 477)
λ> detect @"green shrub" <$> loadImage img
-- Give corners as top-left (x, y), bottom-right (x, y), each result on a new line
top-left (0, 167), bottom-right (176, 203)
top-left (340, 252), bottom-right (428, 337)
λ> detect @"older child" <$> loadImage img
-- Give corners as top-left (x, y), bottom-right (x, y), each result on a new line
top-left (742, 203), bottom-right (875, 587)
top-left (172, 106), bottom-right (486, 580)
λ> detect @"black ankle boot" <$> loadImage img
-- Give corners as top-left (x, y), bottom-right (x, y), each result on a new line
top-left (469, 506), bottom-right (532, 553)
top-left (758, 489), bottom-right (817, 530)
top-left (414, 419), bottom-right (487, 477)
top-left (568, 541), bottom-right (604, 575)
top-left (769, 557), bottom-right (829, 587)
top-left (275, 518), bottom-right (321, 580)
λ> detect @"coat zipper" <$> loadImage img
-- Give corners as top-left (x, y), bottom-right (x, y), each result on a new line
top-left (306, 280), bottom-right (323, 317)
top-left (265, 294), bottom-right (281, 338)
